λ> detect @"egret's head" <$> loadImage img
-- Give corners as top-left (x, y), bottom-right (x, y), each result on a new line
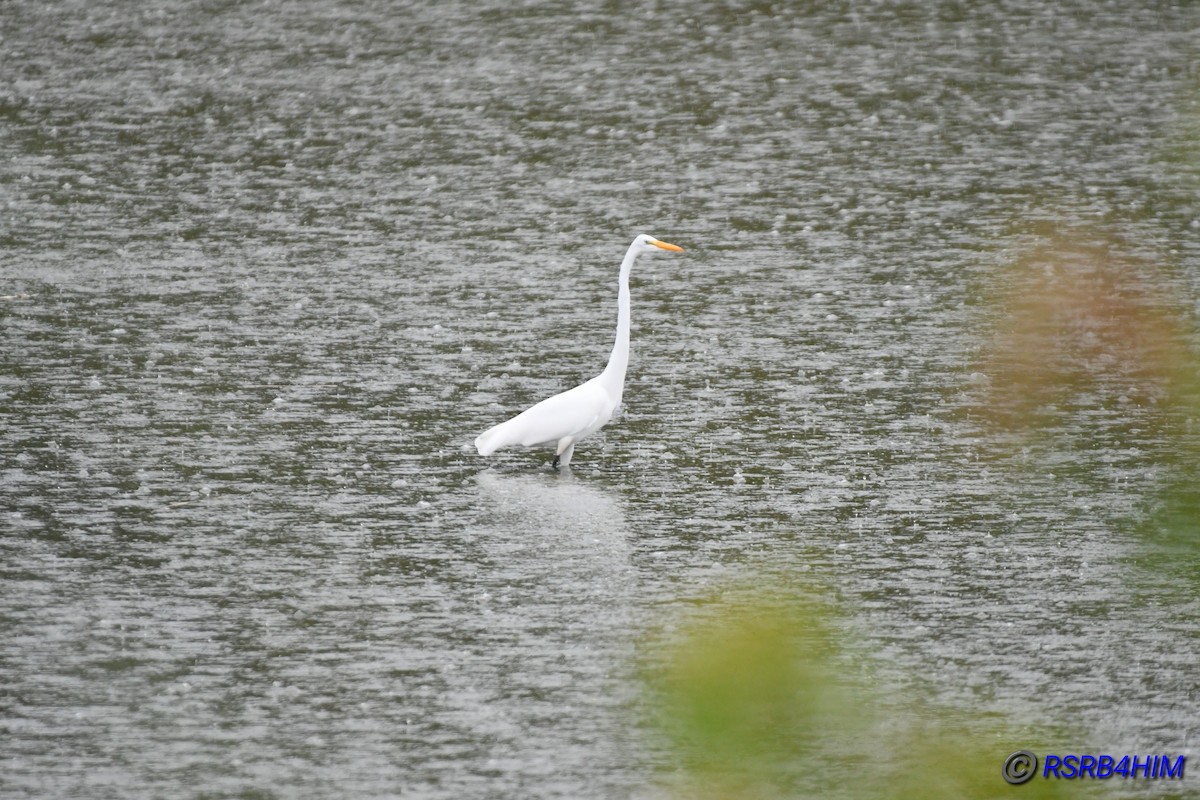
top-left (634, 234), bottom-right (685, 254)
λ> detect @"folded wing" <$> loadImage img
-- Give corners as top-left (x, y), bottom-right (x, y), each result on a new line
top-left (475, 378), bottom-right (615, 455)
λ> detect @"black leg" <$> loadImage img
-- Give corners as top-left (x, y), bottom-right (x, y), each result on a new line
top-left (552, 454), bottom-right (560, 469)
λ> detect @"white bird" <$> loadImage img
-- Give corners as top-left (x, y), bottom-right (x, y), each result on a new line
top-left (475, 234), bottom-right (685, 468)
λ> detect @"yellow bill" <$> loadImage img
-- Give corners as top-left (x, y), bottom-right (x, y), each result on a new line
top-left (648, 237), bottom-right (684, 252)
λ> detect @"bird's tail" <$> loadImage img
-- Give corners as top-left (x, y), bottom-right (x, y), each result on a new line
top-left (474, 421), bottom-right (509, 456)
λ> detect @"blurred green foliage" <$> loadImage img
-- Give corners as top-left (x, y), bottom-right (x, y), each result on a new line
top-left (641, 583), bottom-right (1086, 800)
top-left (966, 223), bottom-right (1200, 581)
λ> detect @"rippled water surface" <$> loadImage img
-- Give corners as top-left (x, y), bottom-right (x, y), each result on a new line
top-left (3, 1), bottom-right (1199, 798)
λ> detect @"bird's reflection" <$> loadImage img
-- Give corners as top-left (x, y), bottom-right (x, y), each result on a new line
top-left (473, 469), bottom-right (632, 572)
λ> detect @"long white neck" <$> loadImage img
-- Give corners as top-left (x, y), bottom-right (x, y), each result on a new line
top-left (599, 243), bottom-right (638, 403)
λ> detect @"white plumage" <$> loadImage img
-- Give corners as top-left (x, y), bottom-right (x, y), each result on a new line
top-left (475, 234), bottom-right (684, 467)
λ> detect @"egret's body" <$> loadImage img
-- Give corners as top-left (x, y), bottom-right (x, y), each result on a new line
top-left (475, 234), bottom-right (684, 467)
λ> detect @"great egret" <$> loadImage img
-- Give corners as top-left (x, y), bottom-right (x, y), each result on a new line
top-left (475, 234), bottom-right (684, 468)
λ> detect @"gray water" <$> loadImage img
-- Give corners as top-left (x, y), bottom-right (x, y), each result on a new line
top-left (3, 1), bottom-right (1199, 798)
